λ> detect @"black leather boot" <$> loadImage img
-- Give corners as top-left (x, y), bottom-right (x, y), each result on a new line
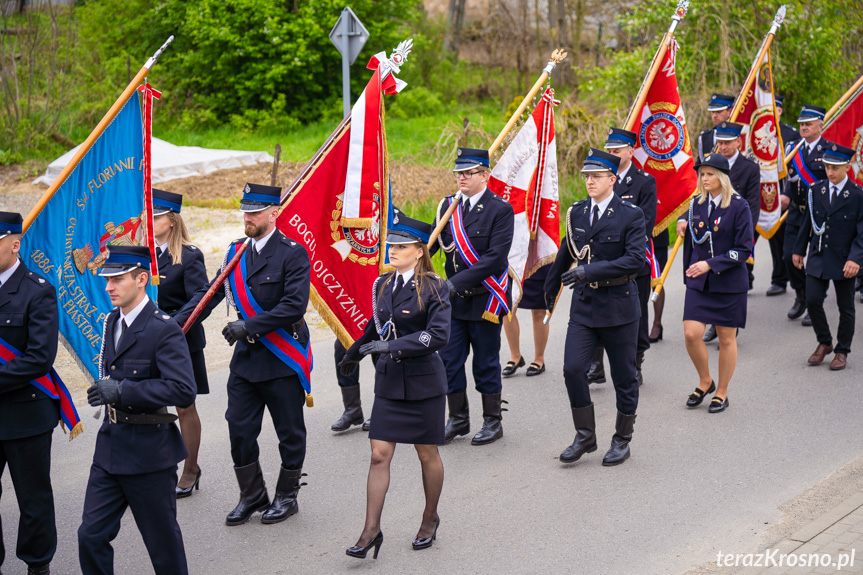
top-left (331, 386), bottom-right (364, 431)
top-left (226, 461), bottom-right (270, 526)
top-left (587, 347), bottom-right (606, 383)
top-left (560, 404), bottom-right (597, 463)
top-left (635, 353), bottom-right (645, 387)
top-left (27, 565), bottom-right (50, 575)
top-left (443, 392), bottom-right (470, 444)
top-left (261, 466), bottom-right (306, 524)
top-left (602, 412), bottom-right (637, 466)
top-left (471, 393), bottom-right (506, 445)
top-left (788, 290), bottom-right (806, 319)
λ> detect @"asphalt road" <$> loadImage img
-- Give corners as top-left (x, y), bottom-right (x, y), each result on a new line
top-left (3, 239), bottom-right (863, 575)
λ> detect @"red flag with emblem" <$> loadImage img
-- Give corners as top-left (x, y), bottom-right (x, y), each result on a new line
top-left (823, 87), bottom-right (863, 185)
top-left (630, 39), bottom-right (698, 235)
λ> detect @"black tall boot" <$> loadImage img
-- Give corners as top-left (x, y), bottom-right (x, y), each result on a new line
top-left (443, 391), bottom-right (470, 444)
top-left (635, 353), bottom-right (645, 387)
top-left (471, 393), bottom-right (506, 445)
top-left (261, 466), bottom-right (306, 524)
top-left (226, 461), bottom-right (270, 526)
top-left (560, 404), bottom-right (597, 463)
top-left (602, 412), bottom-right (637, 467)
top-left (587, 347), bottom-right (606, 384)
top-left (788, 290), bottom-right (806, 319)
top-left (331, 386), bottom-right (364, 431)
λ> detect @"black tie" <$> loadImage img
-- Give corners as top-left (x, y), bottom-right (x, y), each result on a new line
top-left (462, 200), bottom-right (470, 219)
top-left (117, 319), bottom-right (128, 347)
top-left (158, 246), bottom-right (165, 257)
top-left (247, 244), bottom-right (257, 266)
top-left (392, 274), bottom-right (404, 300)
top-left (708, 201), bottom-right (715, 220)
top-left (591, 205), bottom-right (600, 228)
top-left (831, 185), bottom-right (837, 205)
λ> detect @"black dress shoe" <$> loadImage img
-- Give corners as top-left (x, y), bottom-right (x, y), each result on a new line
top-left (686, 381), bottom-right (716, 407)
top-left (502, 357), bottom-right (525, 376)
top-left (27, 565), bottom-right (50, 575)
top-left (525, 362), bottom-right (545, 376)
top-left (412, 517), bottom-right (440, 550)
top-left (788, 292), bottom-right (806, 319)
top-left (347, 531), bottom-right (383, 559)
top-left (766, 284), bottom-right (786, 296)
top-left (648, 325), bottom-right (663, 343)
top-left (801, 314), bottom-right (812, 327)
top-left (703, 325), bottom-right (717, 342)
top-left (176, 467), bottom-right (201, 499)
top-left (708, 396), bottom-right (729, 413)
top-left (362, 418), bottom-right (371, 431)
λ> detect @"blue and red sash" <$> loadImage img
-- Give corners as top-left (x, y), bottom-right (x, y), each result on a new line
top-left (448, 197), bottom-right (510, 324)
top-left (0, 335), bottom-right (82, 439)
top-left (791, 152), bottom-right (818, 186)
top-left (226, 243), bottom-right (313, 394)
top-left (645, 237), bottom-right (660, 281)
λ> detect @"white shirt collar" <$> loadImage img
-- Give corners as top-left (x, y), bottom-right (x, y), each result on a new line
top-left (117, 295), bottom-right (150, 344)
top-left (394, 268), bottom-right (415, 290)
top-left (617, 164), bottom-right (632, 182)
top-left (709, 194), bottom-right (722, 209)
top-left (726, 150), bottom-right (740, 170)
top-left (158, 241), bottom-right (168, 255)
top-left (806, 136), bottom-right (822, 153)
top-left (465, 188), bottom-right (486, 210)
top-left (830, 177), bottom-right (849, 193)
top-left (590, 193), bottom-right (615, 219)
top-left (252, 227), bottom-right (277, 253)
top-left (0, 258), bottom-right (20, 287)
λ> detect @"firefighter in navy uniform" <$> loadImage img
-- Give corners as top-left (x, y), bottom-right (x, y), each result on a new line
top-left (792, 144), bottom-right (863, 371)
top-left (175, 183), bottom-right (313, 526)
top-left (697, 93), bottom-right (735, 161)
top-left (586, 128), bottom-right (657, 387)
top-left (545, 148), bottom-right (646, 467)
top-left (430, 148), bottom-right (514, 446)
top-left (782, 105), bottom-right (835, 327)
top-left (78, 246), bottom-right (196, 575)
top-left (0, 212), bottom-right (59, 575)
top-left (764, 95), bottom-right (801, 297)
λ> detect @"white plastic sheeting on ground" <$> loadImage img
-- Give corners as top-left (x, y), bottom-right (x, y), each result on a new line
top-left (34, 137), bottom-right (274, 186)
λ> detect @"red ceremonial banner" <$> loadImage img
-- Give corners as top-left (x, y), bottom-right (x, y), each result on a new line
top-left (630, 39), bottom-right (698, 235)
top-left (823, 88), bottom-right (863, 185)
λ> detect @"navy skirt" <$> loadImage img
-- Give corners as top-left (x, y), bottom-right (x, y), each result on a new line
top-left (683, 288), bottom-right (747, 328)
top-left (369, 395), bottom-right (445, 445)
top-left (190, 349), bottom-right (209, 395)
top-left (519, 264), bottom-right (551, 310)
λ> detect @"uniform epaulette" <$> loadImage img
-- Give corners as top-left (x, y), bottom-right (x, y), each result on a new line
top-left (231, 237), bottom-right (245, 245)
top-left (186, 245), bottom-right (198, 251)
top-left (621, 200), bottom-right (638, 209)
top-left (490, 193), bottom-right (507, 203)
top-left (152, 308), bottom-right (173, 322)
top-left (573, 199), bottom-right (588, 207)
top-left (280, 236), bottom-right (300, 248)
top-left (25, 270), bottom-right (49, 287)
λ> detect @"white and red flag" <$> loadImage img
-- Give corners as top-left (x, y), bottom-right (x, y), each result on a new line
top-left (630, 39), bottom-right (698, 235)
top-left (488, 88), bottom-right (560, 307)
top-left (823, 87), bottom-right (863, 185)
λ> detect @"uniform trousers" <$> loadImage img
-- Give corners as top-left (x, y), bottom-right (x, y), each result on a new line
top-left (768, 220), bottom-right (789, 287)
top-left (441, 317), bottom-right (502, 395)
top-left (226, 373), bottom-right (306, 470)
top-left (78, 463), bottom-right (186, 575)
top-left (806, 276), bottom-right (857, 355)
top-left (0, 431), bottom-right (55, 568)
top-left (783, 216), bottom-right (808, 292)
top-left (563, 319), bottom-right (639, 415)
top-left (635, 273), bottom-right (651, 355)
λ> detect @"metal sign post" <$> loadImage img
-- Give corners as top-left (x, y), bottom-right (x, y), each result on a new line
top-left (329, 7), bottom-right (370, 118)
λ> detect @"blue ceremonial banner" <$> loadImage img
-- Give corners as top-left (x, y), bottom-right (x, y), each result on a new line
top-left (21, 94), bottom-right (155, 379)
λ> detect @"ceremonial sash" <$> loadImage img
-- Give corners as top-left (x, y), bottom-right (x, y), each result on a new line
top-left (0, 335), bottom-right (82, 440)
top-left (447, 197), bottom-right (510, 324)
top-left (226, 243), bottom-right (313, 394)
top-left (646, 238), bottom-right (660, 282)
top-left (791, 152), bottom-right (817, 187)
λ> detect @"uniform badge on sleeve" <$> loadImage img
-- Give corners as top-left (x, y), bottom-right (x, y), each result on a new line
top-left (419, 332), bottom-right (432, 347)
top-left (730, 250), bottom-right (739, 261)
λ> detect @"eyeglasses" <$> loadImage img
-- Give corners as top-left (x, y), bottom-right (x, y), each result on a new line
top-left (581, 173), bottom-right (613, 182)
top-left (455, 170), bottom-right (486, 179)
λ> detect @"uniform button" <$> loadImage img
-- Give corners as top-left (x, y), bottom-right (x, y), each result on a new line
top-left (132, 370), bottom-right (137, 375)
top-left (111, 365), bottom-right (116, 370)
top-left (827, 217), bottom-right (830, 220)
top-left (32, 393), bottom-right (36, 398)
top-left (5, 320), bottom-right (9, 324)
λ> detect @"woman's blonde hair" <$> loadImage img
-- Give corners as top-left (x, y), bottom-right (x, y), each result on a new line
top-left (377, 242), bottom-right (443, 311)
top-left (165, 211), bottom-right (194, 265)
top-left (696, 166), bottom-right (736, 209)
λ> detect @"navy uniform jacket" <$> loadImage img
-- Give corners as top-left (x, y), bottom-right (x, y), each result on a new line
top-left (157, 245), bottom-right (207, 353)
top-left (545, 194), bottom-right (646, 328)
top-left (779, 121), bottom-right (800, 149)
top-left (175, 231), bottom-right (311, 383)
top-left (783, 137), bottom-right (836, 226)
top-left (729, 154), bottom-right (762, 229)
top-left (0, 262), bottom-right (59, 441)
top-left (96, 299), bottom-right (196, 475)
top-left (614, 166), bottom-right (657, 276)
top-left (682, 194), bottom-right (753, 293)
top-left (345, 272), bottom-right (451, 401)
top-left (697, 128), bottom-right (716, 161)
top-left (430, 188), bottom-right (514, 321)
top-left (793, 179), bottom-right (863, 280)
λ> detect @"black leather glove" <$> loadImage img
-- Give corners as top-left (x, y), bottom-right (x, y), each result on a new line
top-left (445, 279), bottom-right (458, 297)
top-left (561, 266), bottom-right (588, 287)
top-left (337, 358), bottom-right (359, 377)
top-left (544, 292), bottom-right (556, 313)
top-left (222, 320), bottom-right (248, 345)
top-left (359, 340), bottom-right (390, 357)
top-left (87, 378), bottom-right (122, 407)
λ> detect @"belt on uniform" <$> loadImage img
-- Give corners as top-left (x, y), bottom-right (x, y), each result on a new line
top-left (589, 274), bottom-right (637, 289)
top-left (790, 201), bottom-right (805, 214)
top-left (108, 406), bottom-right (177, 425)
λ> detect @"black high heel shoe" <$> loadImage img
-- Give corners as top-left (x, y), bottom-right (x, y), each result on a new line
top-left (685, 381), bottom-right (716, 407)
top-left (412, 517), bottom-right (440, 550)
top-left (176, 468), bottom-right (201, 499)
top-left (648, 325), bottom-right (663, 343)
top-left (346, 531), bottom-right (383, 559)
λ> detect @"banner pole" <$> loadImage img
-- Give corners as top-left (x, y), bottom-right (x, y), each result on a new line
top-left (182, 238), bottom-right (252, 334)
top-left (23, 36), bottom-right (175, 232)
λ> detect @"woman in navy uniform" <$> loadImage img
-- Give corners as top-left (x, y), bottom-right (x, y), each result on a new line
top-left (0, 212), bottom-right (59, 575)
top-left (339, 210), bottom-right (451, 558)
top-left (544, 148), bottom-right (645, 467)
top-left (792, 144), bottom-right (863, 371)
top-left (151, 189), bottom-right (209, 497)
top-left (677, 154), bottom-right (753, 413)
top-left (501, 263), bottom-right (551, 377)
top-left (79, 246), bottom-right (196, 575)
